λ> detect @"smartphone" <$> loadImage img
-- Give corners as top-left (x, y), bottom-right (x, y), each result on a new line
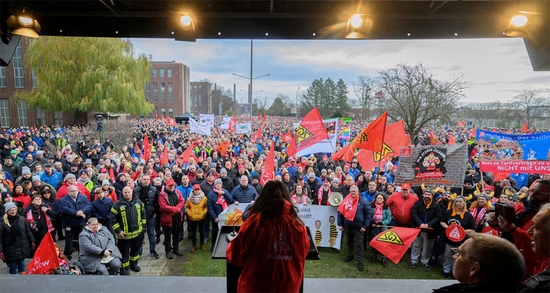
top-left (495, 203), bottom-right (516, 224)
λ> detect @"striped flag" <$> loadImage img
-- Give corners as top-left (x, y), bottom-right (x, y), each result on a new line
top-left (338, 125), bottom-right (351, 140)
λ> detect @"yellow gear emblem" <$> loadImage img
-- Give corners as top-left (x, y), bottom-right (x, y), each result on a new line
top-left (296, 125), bottom-right (314, 144)
top-left (375, 230), bottom-right (404, 246)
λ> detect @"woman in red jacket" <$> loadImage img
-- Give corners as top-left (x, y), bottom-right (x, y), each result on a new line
top-left (227, 180), bottom-right (310, 293)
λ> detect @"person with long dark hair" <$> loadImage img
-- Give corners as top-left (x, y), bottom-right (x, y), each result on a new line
top-left (227, 180), bottom-right (310, 293)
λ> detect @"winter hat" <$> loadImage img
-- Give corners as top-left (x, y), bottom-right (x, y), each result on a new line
top-left (10, 150), bottom-right (17, 155)
top-left (102, 180), bottom-right (110, 186)
top-left (464, 177), bottom-right (474, 186)
top-left (220, 168), bottom-right (227, 174)
top-left (32, 175), bottom-right (41, 182)
top-left (308, 173), bottom-right (315, 179)
top-left (214, 179), bottom-right (223, 186)
top-left (80, 169), bottom-right (88, 176)
top-left (85, 159), bottom-right (92, 165)
top-left (332, 178), bottom-right (340, 184)
top-left (65, 174), bottom-right (76, 180)
top-left (105, 159), bottom-right (111, 163)
top-left (252, 173), bottom-right (261, 181)
top-left (37, 151), bottom-right (43, 155)
top-left (4, 202), bottom-right (17, 213)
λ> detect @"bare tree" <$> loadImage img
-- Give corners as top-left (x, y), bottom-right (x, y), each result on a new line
top-left (376, 63), bottom-right (469, 139)
top-left (353, 75), bottom-right (376, 120)
top-left (465, 103), bottom-right (491, 126)
top-left (512, 88), bottom-right (547, 126)
top-left (252, 96), bottom-right (269, 115)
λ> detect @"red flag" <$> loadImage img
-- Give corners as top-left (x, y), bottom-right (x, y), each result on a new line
top-left (228, 115), bottom-right (236, 130)
top-left (282, 130), bottom-right (292, 143)
top-left (369, 227), bottom-right (421, 264)
top-left (34, 124), bottom-right (37, 133)
top-left (155, 110), bottom-right (158, 121)
top-left (332, 144), bottom-right (356, 162)
top-left (448, 134), bottom-right (456, 145)
top-left (22, 233), bottom-right (59, 274)
top-left (275, 120), bottom-right (279, 126)
top-left (260, 140), bottom-right (275, 185)
top-left (405, 133), bottom-right (412, 146)
top-left (493, 172), bottom-right (511, 181)
top-left (167, 117), bottom-right (177, 126)
top-left (253, 125), bottom-right (262, 142)
top-left (286, 107), bottom-right (329, 157)
top-left (429, 132), bottom-right (439, 145)
top-left (179, 143), bottom-right (196, 164)
top-left (356, 120), bottom-right (408, 170)
top-left (143, 133), bottom-right (151, 162)
top-left (457, 121), bottom-right (465, 127)
top-left (338, 194), bottom-right (359, 221)
top-left (353, 112), bottom-right (388, 152)
top-left (160, 144), bottom-right (169, 166)
top-left (522, 121), bottom-right (528, 133)
top-left (261, 114), bottom-right (267, 124)
top-left (161, 114), bottom-right (165, 120)
top-left (469, 127), bottom-right (477, 138)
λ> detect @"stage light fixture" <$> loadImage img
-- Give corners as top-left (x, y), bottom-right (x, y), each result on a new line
top-left (345, 14), bottom-right (373, 39)
top-left (170, 12), bottom-right (197, 42)
top-left (510, 15), bottom-right (529, 27)
top-left (6, 8), bottom-right (41, 38)
top-left (179, 15), bottom-right (192, 27)
top-left (505, 11), bottom-right (543, 38)
top-left (350, 15), bottom-right (363, 29)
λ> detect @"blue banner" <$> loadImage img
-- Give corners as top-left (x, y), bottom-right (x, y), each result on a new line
top-left (475, 130), bottom-right (550, 161)
top-left (521, 138), bottom-right (550, 161)
top-left (476, 130), bottom-right (550, 141)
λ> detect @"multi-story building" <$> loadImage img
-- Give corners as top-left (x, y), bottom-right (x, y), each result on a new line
top-left (190, 81), bottom-right (211, 115)
top-left (145, 61), bottom-right (190, 119)
top-left (0, 37), bottom-right (79, 128)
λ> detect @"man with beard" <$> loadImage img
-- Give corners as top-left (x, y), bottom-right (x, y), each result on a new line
top-left (133, 175), bottom-right (160, 259)
top-left (219, 168), bottom-right (234, 193)
top-left (314, 178), bottom-right (332, 206)
top-left (488, 180), bottom-right (550, 282)
top-left (251, 173), bottom-right (263, 195)
top-left (158, 180), bottom-right (185, 259)
top-left (410, 187), bottom-right (442, 271)
top-left (191, 168), bottom-right (205, 186)
top-left (232, 165), bottom-right (250, 187)
top-left (186, 165), bottom-right (197, 183)
top-left (306, 173), bottom-right (320, 195)
top-left (340, 175), bottom-right (356, 197)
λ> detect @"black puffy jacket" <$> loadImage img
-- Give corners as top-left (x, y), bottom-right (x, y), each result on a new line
top-left (133, 184), bottom-right (159, 218)
top-left (0, 214), bottom-right (35, 262)
top-left (412, 198), bottom-right (442, 239)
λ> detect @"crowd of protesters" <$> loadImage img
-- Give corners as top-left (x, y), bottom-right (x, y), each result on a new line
top-left (0, 116), bottom-right (548, 292)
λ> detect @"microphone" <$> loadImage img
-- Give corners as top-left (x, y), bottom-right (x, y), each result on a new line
top-left (226, 214), bottom-right (244, 242)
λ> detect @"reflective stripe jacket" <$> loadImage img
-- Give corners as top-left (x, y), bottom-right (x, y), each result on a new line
top-left (109, 197), bottom-right (146, 239)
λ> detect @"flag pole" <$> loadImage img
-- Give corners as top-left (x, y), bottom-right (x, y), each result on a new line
top-left (375, 113), bottom-right (388, 182)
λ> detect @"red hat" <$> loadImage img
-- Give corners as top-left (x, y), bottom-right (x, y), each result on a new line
top-left (393, 166), bottom-right (398, 170)
top-left (248, 152), bottom-right (254, 156)
top-left (193, 184), bottom-right (201, 190)
top-left (238, 165), bottom-right (245, 170)
top-left (484, 185), bottom-right (495, 191)
top-left (289, 158), bottom-right (296, 162)
top-left (344, 163), bottom-right (351, 168)
top-left (166, 179), bottom-right (176, 186)
top-left (401, 183), bottom-right (411, 190)
top-left (323, 155), bottom-right (328, 159)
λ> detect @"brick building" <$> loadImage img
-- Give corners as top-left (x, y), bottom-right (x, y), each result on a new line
top-left (0, 37), bottom-right (87, 128)
top-left (190, 81), bottom-right (211, 116)
top-left (145, 61), bottom-right (191, 119)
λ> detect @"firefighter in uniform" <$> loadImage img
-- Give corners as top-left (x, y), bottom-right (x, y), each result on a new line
top-left (110, 186), bottom-right (146, 275)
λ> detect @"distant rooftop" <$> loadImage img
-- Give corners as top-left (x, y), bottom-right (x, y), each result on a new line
top-left (151, 60), bottom-right (180, 64)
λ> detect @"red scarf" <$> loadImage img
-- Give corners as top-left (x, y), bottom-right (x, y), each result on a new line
top-left (373, 203), bottom-right (383, 224)
top-left (26, 206), bottom-right (54, 233)
top-left (317, 186), bottom-right (332, 206)
top-left (338, 195), bottom-right (359, 221)
top-left (292, 193), bottom-right (308, 205)
top-left (473, 207), bottom-right (486, 226)
top-left (213, 188), bottom-right (228, 210)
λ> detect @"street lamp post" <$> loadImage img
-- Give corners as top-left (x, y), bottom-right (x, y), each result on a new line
top-left (232, 39), bottom-right (270, 121)
top-left (295, 87), bottom-right (300, 118)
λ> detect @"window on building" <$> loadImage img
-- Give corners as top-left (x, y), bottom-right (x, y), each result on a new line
top-left (0, 67), bottom-right (6, 88)
top-left (145, 82), bottom-right (150, 102)
top-left (161, 107), bottom-right (166, 118)
top-left (13, 42), bottom-right (24, 88)
top-left (168, 108), bottom-right (173, 118)
top-left (32, 70), bottom-right (38, 88)
top-left (199, 95), bottom-right (202, 106)
top-left (36, 107), bottom-right (46, 126)
top-left (168, 83), bottom-right (172, 103)
top-left (194, 95), bottom-right (197, 107)
top-left (194, 85), bottom-right (197, 91)
top-left (153, 68), bottom-right (157, 77)
top-left (160, 82), bottom-right (165, 103)
top-left (18, 101), bottom-right (28, 127)
top-left (160, 69), bottom-right (164, 78)
top-left (53, 111), bottom-right (63, 125)
top-left (153, 82), bottom-right (158, 103)
top-left (199, 85), bottom-right (202, 89)
top-left (167, 69), bottom-right (172, 78)
top-left (0, 100), bottom-right (10, 127)
top-left (147, 112), bottom-right (151, 119)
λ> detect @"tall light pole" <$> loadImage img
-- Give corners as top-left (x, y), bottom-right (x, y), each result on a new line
top-left (295, 87), bottom-right (300, 118)
top-left (232, 39), bottom-right (270, 121)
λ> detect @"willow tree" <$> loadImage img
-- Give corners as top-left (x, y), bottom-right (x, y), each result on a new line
top-left (17, 37), bottom-right (153, 123)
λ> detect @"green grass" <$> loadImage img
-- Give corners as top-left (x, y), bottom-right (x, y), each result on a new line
top-left (179, 238), bottom-right (448, 279)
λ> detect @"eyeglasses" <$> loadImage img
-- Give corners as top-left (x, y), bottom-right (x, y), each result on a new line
top-left (528, 189), bottom-right (550, 196)
top-left (451, 247), bottom-right (481, 263)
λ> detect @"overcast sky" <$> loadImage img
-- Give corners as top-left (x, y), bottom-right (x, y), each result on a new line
top-left (131, 37), bottom-right (550, 107)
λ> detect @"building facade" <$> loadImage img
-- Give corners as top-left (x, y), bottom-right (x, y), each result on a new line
top-left (0, 37), bottom-right (83, 128)
top-left (145, 61), bottom-right (190, 119)
top-left (190, 81), bottom-right (212, 115)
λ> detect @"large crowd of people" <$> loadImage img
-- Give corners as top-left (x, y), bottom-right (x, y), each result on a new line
top-left (0, 116), bottom-right (548, 292)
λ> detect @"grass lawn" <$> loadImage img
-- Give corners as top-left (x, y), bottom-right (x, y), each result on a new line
top-left (179, 238), bottom-right (449, 280)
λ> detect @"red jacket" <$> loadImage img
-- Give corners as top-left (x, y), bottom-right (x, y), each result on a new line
top-left (387, 192), bottom-right (419, 225)
top-left (227, 201), bottom-right (309, 293)
top-left (158, 189), bottom-right (185, 226)
top-left (56, 182), bottom-right (91, 201)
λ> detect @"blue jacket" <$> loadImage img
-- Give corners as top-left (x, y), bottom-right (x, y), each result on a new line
top-left (176, 184), bottom-right (193, 214)
top-left (41, 171), bottom-right (63, 189)
top-left (231, 184), bottom-right (258, 203)
top-left (337, 196), bottom-right (373, 229)
top-left (58, 193), bottom-right (93, 227)
top-left (286, 166), bottom-right (298, 177)
top-left (361, 190), bottom-right (379, 203)
top-left (91, 197), bottom-right (114, 222)
top-left (207, 189), bottom-right (234, 219)
top-left (33, 137), bottom-right (44, 147)
top-left (348, 168), bottom-right (360, 179)
top-left (510, 173), bottom-right (529, 189)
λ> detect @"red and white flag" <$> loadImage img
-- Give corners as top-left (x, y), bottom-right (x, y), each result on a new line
top-left (260, 140), bottom-right (275, 185)
top-left (22, 233), bottom-right (59, 275)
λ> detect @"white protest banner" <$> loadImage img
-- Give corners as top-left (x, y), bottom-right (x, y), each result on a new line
top-left (189, 118), bottom-right (212, 136)
top-left (295, 118), bottom-right (339, 157)
top-left (218, 203), bottom-right (341, 249)
top-left (199, 114), bottom-right (215, 128)
top-left (236, 122), bottom-right (252, 134)
top-left (220, 116), bottom-right (231, 129)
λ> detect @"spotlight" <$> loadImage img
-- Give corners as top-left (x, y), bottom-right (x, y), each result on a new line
top-left (170, 12), bottom-right (197, 41)
top-left (345, 14), bottom-right (373, 39)
top-left (179, 15), bottom-right (192, 27)
top-left (6, 8), bottom-right (41, 38)
top-left (510, 15), bottom-right (529, 27)
top-left (505, 11), bottom-right (543, 38)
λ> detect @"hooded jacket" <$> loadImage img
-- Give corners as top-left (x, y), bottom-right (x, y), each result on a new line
top-left (158, 188), bottom-right (185, 226)
top-left (78, 224), bottom-right (122, 273)
top-left (0, 213), bottom-right (35, 262)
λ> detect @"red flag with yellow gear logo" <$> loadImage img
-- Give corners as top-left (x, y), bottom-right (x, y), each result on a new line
top-left (286, 107), bottom-right (328, 157)
top-left (352, 112), bottom-right (387, 152)
top-left (369, 227), bottom-right (421, 264)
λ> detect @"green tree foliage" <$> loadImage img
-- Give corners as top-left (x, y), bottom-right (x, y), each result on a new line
top-left (268, 97), bottom-right (286, 116)
top-left (17, 37), bottom-right (154, 123)
top-left (300, 78), bottom-right (350, 118)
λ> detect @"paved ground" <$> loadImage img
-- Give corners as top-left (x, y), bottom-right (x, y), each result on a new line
top-left (0, 224), bottom-right (208, 276)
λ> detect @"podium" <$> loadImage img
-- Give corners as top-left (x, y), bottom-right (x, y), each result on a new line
top-left (212, 225), bottom-right (319, 293)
